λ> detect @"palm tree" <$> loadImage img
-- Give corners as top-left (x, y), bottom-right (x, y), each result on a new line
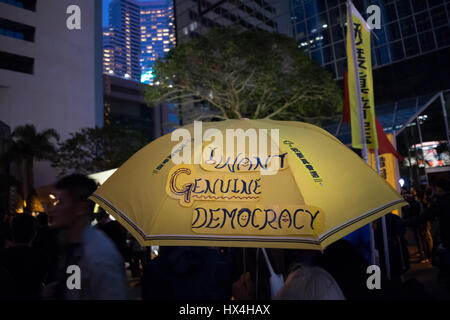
top-left (4, 124), bottom-right (59, 212)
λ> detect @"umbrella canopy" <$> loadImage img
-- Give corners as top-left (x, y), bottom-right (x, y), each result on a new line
top-left (90, 119), bottom-right (406, 250)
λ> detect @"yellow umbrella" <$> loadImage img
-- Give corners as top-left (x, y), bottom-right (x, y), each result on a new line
top-left (90, 119), bottom-right (406, 250)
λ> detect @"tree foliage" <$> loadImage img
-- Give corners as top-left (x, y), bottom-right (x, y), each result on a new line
top-left (145, 27), bottom-right (342, 124)
top-left (5, 124), bottom-right (59, 163)
top-left (3, 124), bottom-right (59, 206)
top-left (52, 125), bottom-right (148, 176)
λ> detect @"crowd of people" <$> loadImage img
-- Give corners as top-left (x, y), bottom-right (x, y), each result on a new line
top-left (0, 173), bottom-right (449, 300)
top-left (401, 181), bottom-right (450, 267)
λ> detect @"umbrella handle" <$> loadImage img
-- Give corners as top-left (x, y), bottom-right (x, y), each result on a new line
top-left (261, 248), bottom-right (275, 276)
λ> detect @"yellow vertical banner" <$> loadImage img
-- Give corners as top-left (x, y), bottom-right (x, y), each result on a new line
top-left (346, 1), bottom-right (378, 150)
top-left (369, 134), bottom-right (400, 215)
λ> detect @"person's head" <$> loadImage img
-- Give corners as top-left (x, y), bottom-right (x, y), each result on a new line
top-left (401, 187), bottom-right (409, 200)
top-left (275, 265), bottom-right (345, 300)
top-left (11, 214), bottom-right (36, 246)
top-left (49, 174), bottom-right (98, 230)
top-left (433, 179), bottom-right (450, 197)
top-left (36, 212), bottom-right (48, 227)
top-left (415, 189), bottom-right (425, 202)
top-left (95, 207), bottom-right (111, 225)
top-left (425, 185), bottom-right (433, 197)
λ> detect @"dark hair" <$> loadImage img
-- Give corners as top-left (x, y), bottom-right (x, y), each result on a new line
top-left (36, 212), bottom-right (48, 227)
top-left (435, 179), bottom-right (450, 193)
top-left (11, 215), bottom-right (36, 244)
top-left (415, 189), bottom-right (425, 201)
top-left (96, 207), bottom-right (109, 220)
top-left (55, 174), bottom-right (98, 212)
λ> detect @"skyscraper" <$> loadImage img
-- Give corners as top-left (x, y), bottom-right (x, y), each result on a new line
top-left (140, 0), bottom-right (176, 83)
top-left (103, 0), bottom-right (176, 83)
top-left (107, 0), bottom-right (142, 81)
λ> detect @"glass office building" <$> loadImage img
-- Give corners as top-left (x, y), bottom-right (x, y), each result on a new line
top-left (290, 0), bottom-right (450, 79)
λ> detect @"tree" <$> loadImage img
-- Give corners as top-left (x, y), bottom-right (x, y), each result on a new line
top-left (3, 125), bottom-right (59, 209)
top-left (52, 125), bottom-right (148, 176)
top-left (145, 27), bottom-right (342, 125)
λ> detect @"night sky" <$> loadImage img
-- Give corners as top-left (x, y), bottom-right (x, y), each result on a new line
top-left (102, 0), bottom-right (110, 26)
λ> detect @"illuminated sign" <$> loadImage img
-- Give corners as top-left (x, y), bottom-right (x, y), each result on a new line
top-left (141, 69), bottom-right (154, 84)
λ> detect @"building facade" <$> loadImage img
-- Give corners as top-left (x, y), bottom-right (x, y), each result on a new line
top-left (106, 0), bottom-right (142, 81)
top-left (140, 0), bottom-right (176, 83)
top-left (174, 0), bottom-right (293, 43)
top-left (103, 74), bottom-right (174, 140)
top-left (0, 0), bottom-right (103, 187)
top-left (289, 0), bottom-right (450, 100)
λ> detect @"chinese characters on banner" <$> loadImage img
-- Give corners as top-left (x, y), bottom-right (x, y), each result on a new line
top-left (346, 2), bottom-right (378, 150)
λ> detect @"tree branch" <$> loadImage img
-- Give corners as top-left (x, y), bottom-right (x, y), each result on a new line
top-left (194, 114), bottom-right (228, 121)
